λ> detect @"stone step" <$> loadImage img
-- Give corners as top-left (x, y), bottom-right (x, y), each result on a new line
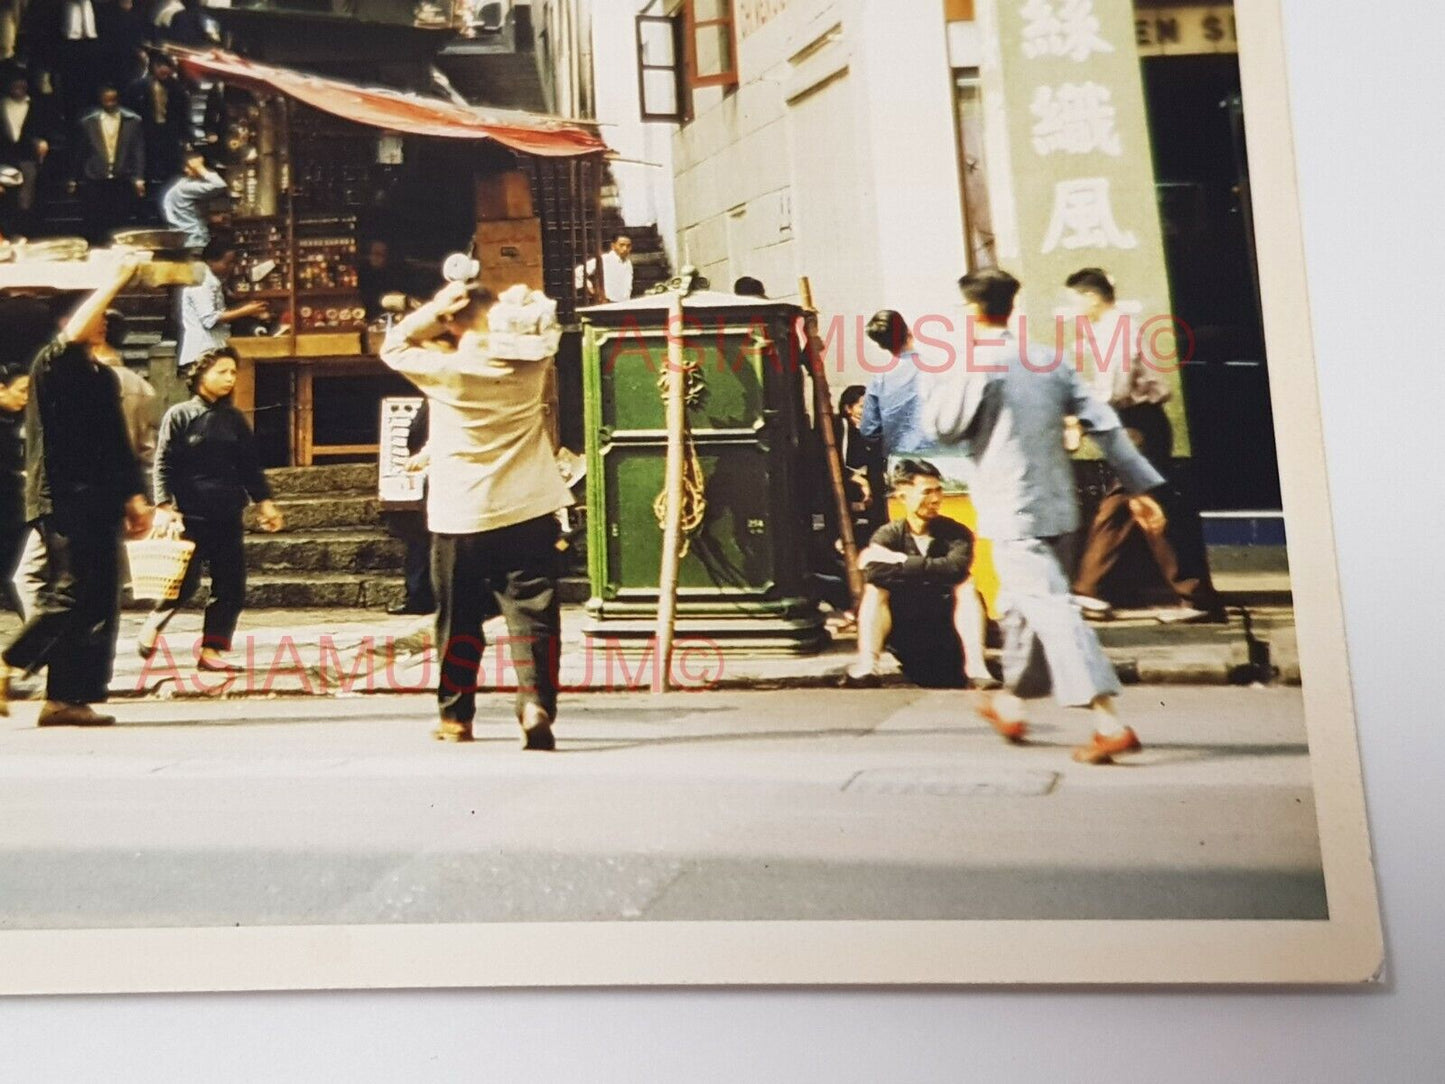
top-left (243, 572), bottom-right (405, 610)
top-left (260, 494), bottom-right (382, 532)
top-left (121, 571), bottom-right (406, 612)
top-left (244, 529), bottom-right (404, 573)
top-left (264, 463), bottom-right (379, 497)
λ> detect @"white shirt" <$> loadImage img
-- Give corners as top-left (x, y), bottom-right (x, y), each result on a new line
top-left (380, 311), bottom-right (572, 534)
top-left (62, 0), bottom-right (98, 39)
top-left (3, 97), bottom-right (27, 145)
top-left (574, 249), bottom-right (633, 303)
top-left (98, 109), bottom-right (121, 168)
top-left (178, 267), bottom-right (231, 368)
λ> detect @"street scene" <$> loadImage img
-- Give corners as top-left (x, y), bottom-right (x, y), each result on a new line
top-left (0, 0), bottom-right (1323, 930)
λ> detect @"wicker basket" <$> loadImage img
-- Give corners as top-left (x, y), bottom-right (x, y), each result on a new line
top-left (125, 538), bottom-right (196, 601)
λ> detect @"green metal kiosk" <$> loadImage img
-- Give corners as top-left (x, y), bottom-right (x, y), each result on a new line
top-left (580, 286), bottom-right (826, 655)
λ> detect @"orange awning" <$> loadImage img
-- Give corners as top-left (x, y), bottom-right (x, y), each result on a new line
top-left (173, 48), bottom-right (608, 159)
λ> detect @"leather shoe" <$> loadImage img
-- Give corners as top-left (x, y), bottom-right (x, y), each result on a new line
top-left (837, 668), bottom-right (882, 689)
top-left (432, 719), bottom-right (474, 743)
top-left (1072, 727), bottom-right (1143, 764)
top-left (977, 695), bottom-right (1027, 743)
top-left (37, 702), bottom-right (116, 727)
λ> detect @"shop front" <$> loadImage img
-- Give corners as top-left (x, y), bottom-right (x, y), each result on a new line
top-left (172, 49), bottom-right (610, 468)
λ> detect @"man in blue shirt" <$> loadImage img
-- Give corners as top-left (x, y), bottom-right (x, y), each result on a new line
top-left (926, 269), bottom-right (1168, 764)
top-left (860, 310), bottom-right (933, 457)
top-left (178, 234), bottom-right (268, 369)
top-left (162, 152), bottom-right (228, 251)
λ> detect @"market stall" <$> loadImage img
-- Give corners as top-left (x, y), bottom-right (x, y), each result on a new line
top-left (169, 48), bottom-right (610, 467)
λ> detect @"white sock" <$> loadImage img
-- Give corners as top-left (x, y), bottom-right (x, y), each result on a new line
top-left (993, 692), bottom-right (1026, 723)
top-left (1091, 698), bottom-right (1127, 738)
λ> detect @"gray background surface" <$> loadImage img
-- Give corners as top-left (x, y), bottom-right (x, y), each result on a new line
top-left (3, 0), bottom-right (1442, 1077)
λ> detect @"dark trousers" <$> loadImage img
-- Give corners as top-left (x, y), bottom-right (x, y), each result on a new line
top-left (404, 536), bottom-right (436, 612)
top-left (2, 512), bottom-right (123, 704)
top-left (82, 179), bottom-right (139, 245)
top-left (432, 514), bottom-right (560, 725)
top-left (1073, 403), bottom-right (1221, 611)
top-left (0, 520), bottom-right (27, 614)
top-left (386, 510), bottom-right (436, 612)
top-left (149, 514), bottom-right (247, 652)
top-left (887, 589), bottom-right (968, 689)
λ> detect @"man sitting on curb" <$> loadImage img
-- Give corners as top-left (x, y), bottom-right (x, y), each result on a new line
top-left (840, 459), bottom-right (994, 689)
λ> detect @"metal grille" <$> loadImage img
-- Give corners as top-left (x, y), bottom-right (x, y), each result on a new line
top-left (521, 154), bottom-right (605, 326)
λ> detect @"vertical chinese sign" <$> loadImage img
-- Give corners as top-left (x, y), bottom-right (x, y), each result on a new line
top-left (976, 0), bottom-right (1189, 453)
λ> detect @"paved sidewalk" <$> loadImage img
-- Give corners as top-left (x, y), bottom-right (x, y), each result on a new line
top-left (0, 598), bottom-right (1298, 701)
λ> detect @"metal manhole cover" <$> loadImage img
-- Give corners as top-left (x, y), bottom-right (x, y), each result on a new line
top-left (844, 768), bottom-right (1059, 798)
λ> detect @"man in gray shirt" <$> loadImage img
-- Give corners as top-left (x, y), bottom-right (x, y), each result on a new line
top-left (925, 268), bottom-right (1167, 765)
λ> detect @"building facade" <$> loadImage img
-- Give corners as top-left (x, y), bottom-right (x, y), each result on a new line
top-left (644, 0), bottom-right (1273, 513)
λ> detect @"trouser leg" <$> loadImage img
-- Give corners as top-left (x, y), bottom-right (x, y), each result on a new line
top-left (1071, 488), bottom-right (1135, 601)
top-left (197, 517), bottom-right (247, 652)
top-left (404, 534), bottom-right (435, 611)
top-left (432, 532), bottom-right (488, 725)
top-left (0, 523), bottom-right (28, 615)
top-left (1151, 485), bottom-right (1222, 611)
top-left (4, 515), bottom-right (122, 704)
top-left (13, 526), bottom-right (46, 622)
top-left (994, 536), bottom-right (1120, 708)
top-left (487, 515), bottom-right (561, 722)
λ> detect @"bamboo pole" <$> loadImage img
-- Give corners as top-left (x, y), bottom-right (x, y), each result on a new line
top-left (653, 291), bottom-right (688, 694)
top-left (798, 276), bottom-right (863, 609)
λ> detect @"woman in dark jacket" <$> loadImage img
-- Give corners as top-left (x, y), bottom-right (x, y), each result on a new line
top-left (137, 346), bottom-right (283, 670)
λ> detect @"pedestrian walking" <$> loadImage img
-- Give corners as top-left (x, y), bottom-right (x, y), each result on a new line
top-left (136, 346), bottom-right (282, 671)
top-left (1064, 267), bottom-right (1225, 623)
top-left (380, 280), bottom-right (572, 748)
top-left (926, 268), bottom-right (1168, 764)
top-left (0, 361), bottom-right (29, 614)
top-left (0, 255), bottom-right (154, 725)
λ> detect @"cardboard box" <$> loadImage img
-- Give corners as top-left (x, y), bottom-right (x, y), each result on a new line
top-left (475, 170), bottom-right (535, 221)
top-left (475, 217), bottom-right (545, 293)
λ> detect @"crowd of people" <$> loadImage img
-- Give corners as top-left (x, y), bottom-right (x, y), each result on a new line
top-left (0, 1), bottom-right (219, 242)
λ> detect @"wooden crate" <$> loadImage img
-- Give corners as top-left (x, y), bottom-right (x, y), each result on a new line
top-left (475, 217), bottom-right (544, 294)
top-left (475, 170), bottom-right (535, 221)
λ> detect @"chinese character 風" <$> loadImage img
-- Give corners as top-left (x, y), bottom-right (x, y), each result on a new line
top-left (1040, 177), bottom-right (1138, 253)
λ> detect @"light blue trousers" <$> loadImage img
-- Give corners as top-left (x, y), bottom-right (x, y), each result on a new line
top-left (992, 535), bottom-right (1121, 708)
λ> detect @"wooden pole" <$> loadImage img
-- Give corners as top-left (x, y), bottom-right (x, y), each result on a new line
top-left (798, 276), bottom-right (863, 609)
top-left (653, 292), bottom-right (688, 693)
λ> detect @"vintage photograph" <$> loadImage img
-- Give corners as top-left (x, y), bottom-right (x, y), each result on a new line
top-left (0, 0), bottom-right (1379, 991)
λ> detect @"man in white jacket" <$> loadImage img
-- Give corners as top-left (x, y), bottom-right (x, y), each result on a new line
top-left (380, 279), bottom-right (571, 748)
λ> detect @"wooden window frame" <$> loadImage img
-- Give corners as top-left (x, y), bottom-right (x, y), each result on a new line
top-left (636, 13), bottom-right (688, 122)
top-left (684, 0), bottom-right (740, 90)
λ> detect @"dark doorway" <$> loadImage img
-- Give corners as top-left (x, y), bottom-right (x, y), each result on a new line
top-left (1141, 52), bottom-right (1281, 512)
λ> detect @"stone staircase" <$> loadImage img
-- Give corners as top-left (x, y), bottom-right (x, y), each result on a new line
top-left (243, 462), bottom-right (407, 610)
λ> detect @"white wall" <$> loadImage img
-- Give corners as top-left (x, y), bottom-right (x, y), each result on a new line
top-left (671, 0), bottom-right (967, 385)
top-left (590, 0), bottom-right (680, 267)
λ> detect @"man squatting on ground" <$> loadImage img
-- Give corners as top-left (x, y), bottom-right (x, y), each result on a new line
top-left (0, 255), bottom-right (156, 725)
top-left (843, 458), bottom-right (990, 690)
top-left (926, 268), bottom-right (1169, 765)
top-left (857, 309), bottom-right (994, 688)
top-left (381, 279), bottom-right (572, 749)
